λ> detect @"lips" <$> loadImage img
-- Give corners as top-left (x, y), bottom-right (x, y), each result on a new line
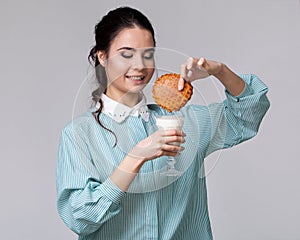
top-left (126, 75), bottom-right (145, 81)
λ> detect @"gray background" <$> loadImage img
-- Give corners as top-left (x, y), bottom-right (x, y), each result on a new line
top-left (1, 0), bottom-right (299, 239)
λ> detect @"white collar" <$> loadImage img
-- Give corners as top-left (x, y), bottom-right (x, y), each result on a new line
top-left (96, 94), bottom-right (150, 123)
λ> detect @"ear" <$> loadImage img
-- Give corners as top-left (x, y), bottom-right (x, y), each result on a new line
top-left (97, 51), bottom-right (107, 67)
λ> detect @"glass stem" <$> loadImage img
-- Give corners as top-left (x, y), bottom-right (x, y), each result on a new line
top-left (167, 157), bottom-right (176, 170)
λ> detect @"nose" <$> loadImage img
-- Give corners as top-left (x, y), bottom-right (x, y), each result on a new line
top-left (132, 55), bottom-right (145, 70)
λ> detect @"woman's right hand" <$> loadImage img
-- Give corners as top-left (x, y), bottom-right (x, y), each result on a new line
top-left (128, 129), bottom-right (185, 162)
top-left (110, 129), bottom-right (185, 191)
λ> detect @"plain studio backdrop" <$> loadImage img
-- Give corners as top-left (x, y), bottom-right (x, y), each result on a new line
top-left (1, 0), bottom-right (299, 239)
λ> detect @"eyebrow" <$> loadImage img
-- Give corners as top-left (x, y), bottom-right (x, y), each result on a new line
top-left (117, 47), bottom-right (134, 51)
top-left (144, 48), bottom-right (155, 52)
top-left (117, 47), bottom-right (155, 52)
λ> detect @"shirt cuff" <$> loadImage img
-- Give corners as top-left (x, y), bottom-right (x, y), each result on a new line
top-left (225, 74), bottom-right (254, 102)
top-left (101, 178), bottom-right (126, 205)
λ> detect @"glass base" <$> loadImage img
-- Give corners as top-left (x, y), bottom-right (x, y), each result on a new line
top-left (160, 168), bottom-right (182, 177)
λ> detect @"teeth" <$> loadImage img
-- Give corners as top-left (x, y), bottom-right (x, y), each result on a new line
top-left (128, 76), bottom-right (144, 80)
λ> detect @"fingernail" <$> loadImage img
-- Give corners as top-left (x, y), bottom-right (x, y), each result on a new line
top-left (197, 58), bottom-right (203, 66)
top-left (187, 57), bottom-right (193, 69)
top-left (178, 81), bottom-right (183, 91)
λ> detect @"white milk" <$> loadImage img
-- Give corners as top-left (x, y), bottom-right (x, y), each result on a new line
top-left (156, 115), bottom-right (184, 130)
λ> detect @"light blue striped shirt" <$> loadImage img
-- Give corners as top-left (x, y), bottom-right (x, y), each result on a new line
top-left (57, 74), bottom-right (270, 240)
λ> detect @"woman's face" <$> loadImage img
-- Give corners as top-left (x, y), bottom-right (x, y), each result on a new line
top-left (98, 26), bottom-right (155, 99)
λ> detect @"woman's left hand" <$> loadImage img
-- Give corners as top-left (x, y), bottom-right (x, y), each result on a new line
top-left (178, 57), bottom-right (223, 91)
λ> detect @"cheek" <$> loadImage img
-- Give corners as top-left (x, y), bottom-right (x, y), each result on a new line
top-left (145, 59), bottom-right (155, 69)
top-left (143, 59), bottom-right (155, 80)
top-left (146, 68), bottom-right (155, 82)
top-left (106, 58), bottom-right (130, 82)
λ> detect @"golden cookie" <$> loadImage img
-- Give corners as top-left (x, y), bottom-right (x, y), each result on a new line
top-left (152, 73), bottom-right (193, 112)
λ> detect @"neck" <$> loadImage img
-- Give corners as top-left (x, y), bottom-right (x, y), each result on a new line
top-left (106, 90), bottom-right (141, 107)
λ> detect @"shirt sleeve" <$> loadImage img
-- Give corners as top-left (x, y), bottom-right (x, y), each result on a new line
top-left (204, 73), bottom-right (270, 156)
top-left (56, 125), bottom-right (126, 236)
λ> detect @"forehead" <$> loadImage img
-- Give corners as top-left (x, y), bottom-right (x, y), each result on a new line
top-left (110, 27), bottom-right (155, 50)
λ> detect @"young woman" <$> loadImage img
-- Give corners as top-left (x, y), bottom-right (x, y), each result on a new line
top-left (57, 6), bottom-right (270, 240)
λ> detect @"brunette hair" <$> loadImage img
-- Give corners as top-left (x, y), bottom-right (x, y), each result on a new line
top-left (88, 6), bottom-right (156, 146)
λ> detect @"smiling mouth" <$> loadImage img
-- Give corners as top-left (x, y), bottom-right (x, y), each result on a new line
top-left (126, 75), bottom-right (146, 81)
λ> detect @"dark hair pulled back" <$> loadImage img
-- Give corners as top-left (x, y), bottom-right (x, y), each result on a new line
top-left (88, 6), bottom-right (156, 146)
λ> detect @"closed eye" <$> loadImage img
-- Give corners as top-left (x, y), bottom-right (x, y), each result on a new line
top-left (120, 51), bottom-right (133, 59)
top-left (143, 51), bottom-right (154, 60)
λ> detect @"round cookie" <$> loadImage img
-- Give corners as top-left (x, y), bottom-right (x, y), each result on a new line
top-left (152, 73), bottom-right (193, 112)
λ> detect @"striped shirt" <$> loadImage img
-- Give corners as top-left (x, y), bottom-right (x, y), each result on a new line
top-left (57, 74), bottom-right (270, 240)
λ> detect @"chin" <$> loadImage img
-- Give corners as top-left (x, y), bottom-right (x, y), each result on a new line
top-left (127, 84), bottom-right (147, 94)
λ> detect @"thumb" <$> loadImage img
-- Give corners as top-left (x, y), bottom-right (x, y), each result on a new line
top-left (197, 57), bottom-right (206, 70)
top-left (179, 63), bottom-right (188, 91)
top-left (178, 77), bottom-right (185, 91)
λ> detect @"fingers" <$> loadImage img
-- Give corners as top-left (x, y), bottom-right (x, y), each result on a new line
top-left (156, 130), bottom-right (185, 146)
top-left (163, 135), bottom-right (185, 144)
top-left (159, 143), bottom-right (184, 155)
top-left (164, 143), bottom-right (184, 152)
top-left (197, 57), bottom-right (210, 73)
top-left (197, 57), bottom-right (206, 71)
top-left (179, 57), bottom-right (208, 90)
top-left (178, 77), bottom-right (185, 91)
top-left (150, 129), bottom-right (185, 145)
top-left (179, 64), bottom-right (187, 91)
top-left (160, 129), bottom-right (186, 137)
top-left (155, 150), bottom-right (181, 158)
top-left (179, 57), bottom-right (195, 91)
top-left (187, 57), bottom-right (194, 69)
top-left (136, 129), bottom-right (186, 160)
top-left (160, 130), bottom-right (185, 153)
top-left (162, 144), bottom-right (185, 154)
